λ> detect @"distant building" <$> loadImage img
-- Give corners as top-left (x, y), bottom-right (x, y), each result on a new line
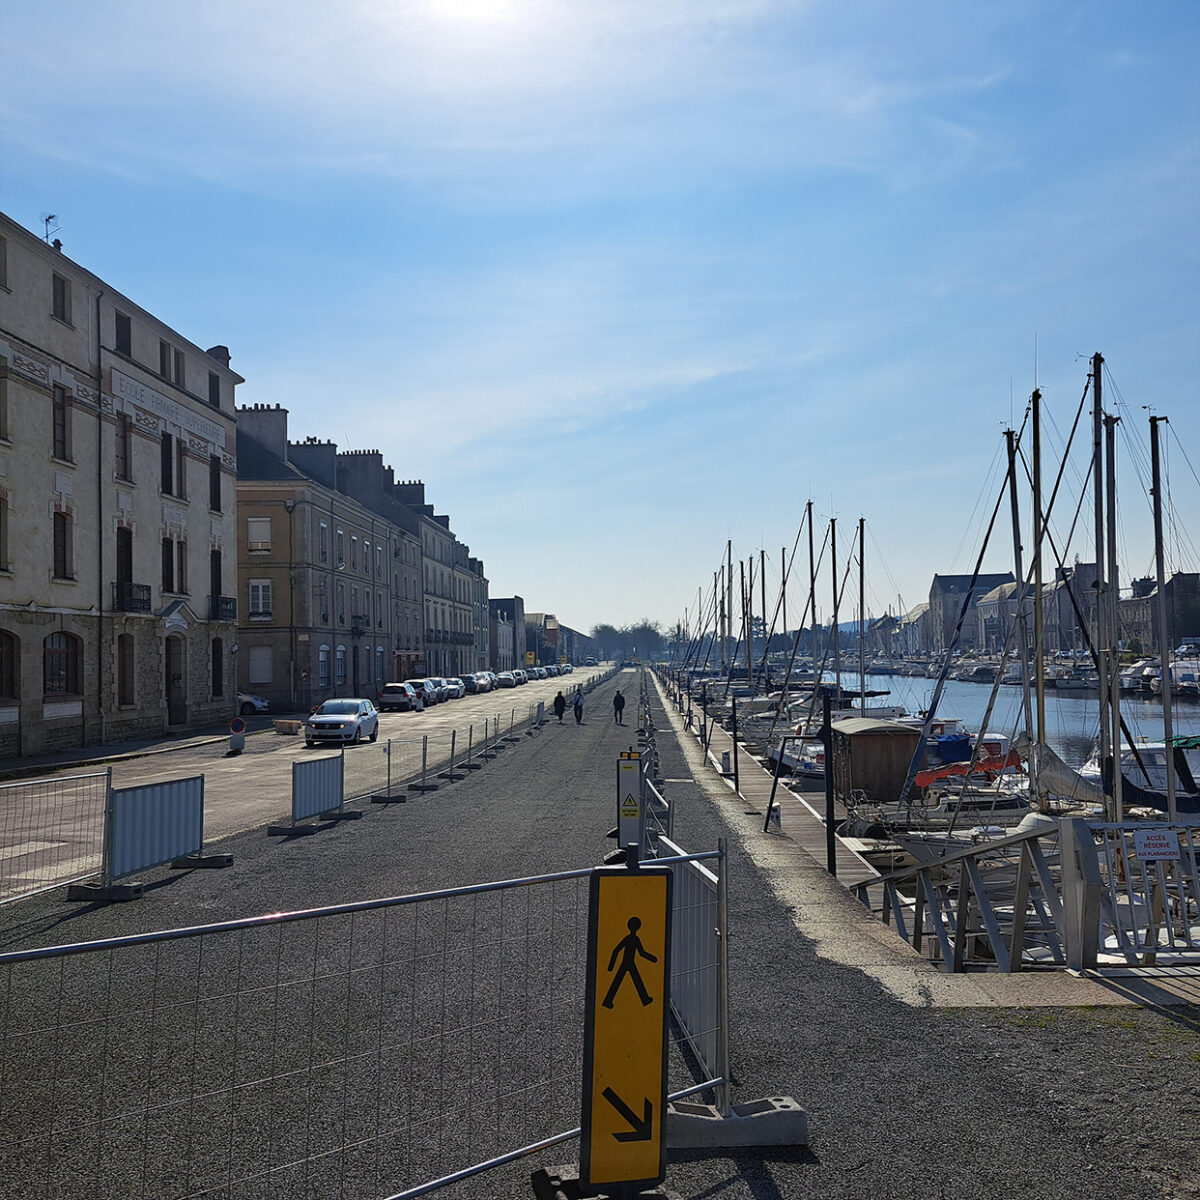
top-left (0, 211), bottom-right (242, 756)
top-left (489, 596), bottom-right (526, 670)
top-left (1121, 573), bottom-right (1200, 656)
top-left (927, 573), bottom-right (1014, 653)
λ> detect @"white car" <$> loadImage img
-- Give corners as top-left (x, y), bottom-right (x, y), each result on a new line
top-left (237, 690), bottom-right (270, 716)
top-left (305, 699), bottom-right (379, 746)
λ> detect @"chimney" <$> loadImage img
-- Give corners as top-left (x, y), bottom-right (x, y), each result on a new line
top-left (237, 403), bottom-right (290, 460)
top-left (206, 345), bottom-right (231, 367)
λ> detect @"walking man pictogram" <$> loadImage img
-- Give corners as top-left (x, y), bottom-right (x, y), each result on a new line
top-left (602, 916), bottom-right (657, 1009)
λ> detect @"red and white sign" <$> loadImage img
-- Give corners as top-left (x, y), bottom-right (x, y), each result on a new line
top-left (1134, 829), bottom-right (1180, 862)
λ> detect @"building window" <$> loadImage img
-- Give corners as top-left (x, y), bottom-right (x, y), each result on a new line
top-left (52, 385), bottom-right (72, 461)
top-left (52, 273), bottom-right (71, 324)
top-left (351, 587), bottom-right (359, 622)
top-left (117, 634), bottom-right (135, 705)
top-left (210, 547), bottom-right (222, 603)
top-left (318, 645), bottom-right (330, 687)
top-left (53, 512), bottom-right (73, 579)
top-left (0, 235), bottom-right (6, 289)
top-left (161, 537), bottom-right (176, 593)
top-left (208, 371), bottom-right (220, 407)
top-left (376, 546), bottom-right (383, 577)
top-left (377, 591), bottom-right (385, 628)
top-left (0, 496), bottom-right (8, 572)
top-left (246, 517), bottom-right (272, 553)
top-left (335, 645), bottom-right (347, 686)
top-left (176, 540), bottom-right (188, 593)
top-left (318, 583), bottom-right (330, 624)
top-left (248, 579), bottom-right (272, 620)
top-left (174, 348), bottom-right (185, 388)
top-left (211, 637), bottom-right (224, 698)
top-left (115, 311), bottom-right (132, 356)
top-left (336, 529), bottom-right (344, 567)
top-left (0, 630), bottom-right (16, 698)
top-left (209, 456), bottom-right (221, 511)
top-left (44, 632), bottom-right (81, 695)
top-left (336, 582), bottom-right (345, 624)
top-left (159, 340), bottom-right (174, 380)
top-left (176, 439), bottom-right (187, 498)
top-left (364, 540), bottom-right (371, 576)
top-left (318, 522), bottom-right (328, 563)
top-left (376, 646), bottom-right (385, 683)
top-left (0, 358), bottom-right (8, 440)
top-left (115, 413), bottom-right (132, 481)
top-left (248, 645), bottom-right (272, 685)
top-left (351, 536), bottom-right (358, 570)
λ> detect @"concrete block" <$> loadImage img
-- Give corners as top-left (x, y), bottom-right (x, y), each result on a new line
top-left (666, 1096), bottom-right (808, 1150)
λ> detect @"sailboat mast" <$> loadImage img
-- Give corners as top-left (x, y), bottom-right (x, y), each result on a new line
top-left (831, 519), bottom-right (840, 695)
top-left (781, 546), bottom-right (787, 645)
top-left (1150, 415), bottom-right (1177, 820)
top-left (761, 548), bottom-right (767, 683)
top-left (1105, 411), bottom-right (1123, 820)
top-left (807, 501), bottom-right (816, 664)
top-left (858, 517), bottom-right (866, 712)
top-left (1091, 352), bottom-right (1111, 814)
top-left (1032, 389), bottom-right (1047, 753)
top-left (1005, 427), bottom-right (1034, 737)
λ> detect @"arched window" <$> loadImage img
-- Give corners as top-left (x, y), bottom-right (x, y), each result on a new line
top-left (44, 631), bottom-right (81, 695)
top-left (0, 630), bottom-right (17, 699)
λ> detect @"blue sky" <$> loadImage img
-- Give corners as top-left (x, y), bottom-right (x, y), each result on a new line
top-left (3, 0), bottom-right (1197, 636)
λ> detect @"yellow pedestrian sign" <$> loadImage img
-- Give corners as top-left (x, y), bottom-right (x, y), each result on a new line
top-left (581, 865), bottom-right (672, 1192)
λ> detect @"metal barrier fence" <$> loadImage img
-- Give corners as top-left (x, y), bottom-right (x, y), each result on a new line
top-left (0, 771), bottom-right (110, 905)
top-left (0, 850), bottom-right (726, 1200)
top-left (1064, 818), bottom-right (1200, 967)
top-left (106, 775), bottom-right (206, 883)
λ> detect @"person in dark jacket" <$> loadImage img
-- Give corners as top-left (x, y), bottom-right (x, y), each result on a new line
top-left (613, 690), bottom-right (626, 724)
top-left (573, 688), bottom-right (585, 724)
top-left (553, 691), bottom-right (567, 722)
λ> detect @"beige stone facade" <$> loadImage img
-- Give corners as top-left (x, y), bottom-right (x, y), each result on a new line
top-left (0, 212), bottom-right (242, 757)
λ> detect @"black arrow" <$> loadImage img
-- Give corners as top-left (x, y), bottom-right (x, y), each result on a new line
top-left (602, 1086), bottom-right (653, 1142)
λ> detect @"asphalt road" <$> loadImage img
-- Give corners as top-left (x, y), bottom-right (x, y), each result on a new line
top-left (1, 669), bottom-right (1198, 1200)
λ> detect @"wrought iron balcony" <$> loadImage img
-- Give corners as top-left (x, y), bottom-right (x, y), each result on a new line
top-left (210, 595), bottom-right (237, 621)
top-left (112, 581), bottom-right (152, 613)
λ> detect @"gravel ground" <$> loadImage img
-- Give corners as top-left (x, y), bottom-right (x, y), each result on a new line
top-left (1, 669), bottom-right (1198, 1200)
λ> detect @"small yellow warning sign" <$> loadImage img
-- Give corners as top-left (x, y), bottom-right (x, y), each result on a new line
top-left (621, 794), bottom-right (639, 816)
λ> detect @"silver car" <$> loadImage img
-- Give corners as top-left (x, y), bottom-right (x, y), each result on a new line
top-left (305, 699), bottom-right (379, 746)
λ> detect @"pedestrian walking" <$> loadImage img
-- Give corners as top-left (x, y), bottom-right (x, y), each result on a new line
top-left (613, 690), bottom-right (625, 724)
top-left (553, 691), bottom-right (567, 723)
top-left (573, 688), bottom-right (585, 724)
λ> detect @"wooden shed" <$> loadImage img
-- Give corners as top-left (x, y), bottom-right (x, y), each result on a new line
top-left (830, 717), bottom-right (923, 806)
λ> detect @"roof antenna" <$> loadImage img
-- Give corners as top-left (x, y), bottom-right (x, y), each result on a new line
top-left (43, 214), bottom-right (60, 244)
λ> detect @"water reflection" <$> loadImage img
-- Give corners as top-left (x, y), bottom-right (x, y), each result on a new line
top-left (834, 673), bottom-right (1200, 768)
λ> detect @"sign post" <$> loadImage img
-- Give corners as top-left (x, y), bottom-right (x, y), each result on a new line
top-left (581, 863), bottom-right (672, 1194)
top-left (617, 751), bottom-right (642, 854)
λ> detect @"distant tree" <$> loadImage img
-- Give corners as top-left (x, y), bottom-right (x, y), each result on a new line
top-left (591, 623), bottom-right (620, 659)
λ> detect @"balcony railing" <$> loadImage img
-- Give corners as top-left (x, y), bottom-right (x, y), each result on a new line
top-left (112, 581), bottom-right (152, 613)
top-left (210, 595), bottom-right (237, 621)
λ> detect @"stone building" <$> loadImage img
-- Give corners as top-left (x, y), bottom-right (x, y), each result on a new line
top-left (489, 596), bottom-right (525, 672)
top-left (235, 407), bottom-right (425, 711)
top-left (927, 573), bottom-right (1014, 653)
top-left (0, 211), bottom-right (242, 756)
top-left (1120, 573), bottom-right (1200, 656)
top-left (392, 482), bottom-right (480, 678)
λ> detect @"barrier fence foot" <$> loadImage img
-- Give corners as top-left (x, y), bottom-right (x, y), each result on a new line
top-left (461, 762), bottom-right (484, 771)
top-left (320, 809), bottom-right (363, 821)
top-left (371, 792), bottom-right (407, 803)
top-left (170, 853), bottom-right (234, 870)
top-left (530, 1166), bottom-right (679, 1199)
top-left (436, 770), bottom-right (465, 781)
top-left (407, 782), bottom-right (439, 793)
top-left (66, 881), bottom-right (144, 903)
top-left (267, 822), bottom-right (319, 836)
top-left (666, 1096), bottom-right (808, 1150)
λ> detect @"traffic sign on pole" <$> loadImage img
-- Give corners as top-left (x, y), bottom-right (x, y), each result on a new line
top-left (617, 751), bottom-right (641, 850)
top-left (581, 864), bottom-right (672, 1193)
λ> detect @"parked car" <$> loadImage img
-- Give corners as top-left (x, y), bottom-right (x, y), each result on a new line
top-left (513, 669), bottom-right (528, 685)
top-left (305, 699), bottom-right (379, 746)
top-left (496, 672), bottom-right (517, 688)
top-left (458, 674), bottom-right (480, 694)
top-left (410, 679), bottom-right (440, 707)
top-left (584, 657), bottom-right (597, 666)
top-left (443, 677), bottom-right (466, 700)
top-left (237, 690), bottom-right (270, 716)
top-left (378, 682), bottom-right (418, 712)
top-left (474, 672), bottom-right (494, 693)
top-left (562, 664), bottom-right (574, 673)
